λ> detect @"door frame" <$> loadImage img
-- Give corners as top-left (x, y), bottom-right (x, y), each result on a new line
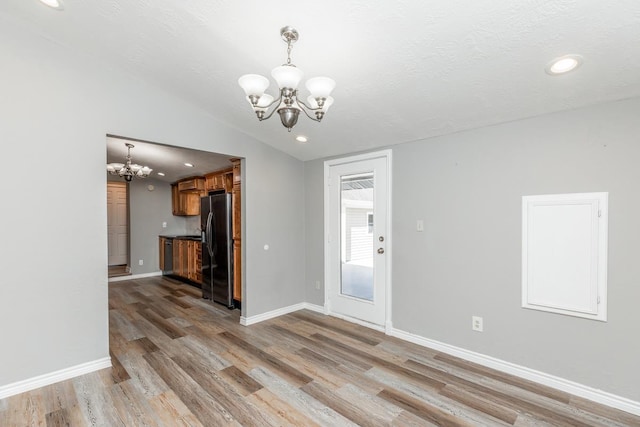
top-left (107, 180), bottom-right (130, 269)
top-left (323, 149), bottom-right (393, 333)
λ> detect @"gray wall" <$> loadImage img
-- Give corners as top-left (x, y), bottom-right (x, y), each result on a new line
top-left (244, 147), bottom-right (306, 316)
top-left (0, 13), bottom-right (305, 388)
top-left (304, 97), bottom-right (640, 402)
top-left (128, 178), bottom-right (190, 275)
top-left (305, 160), bottom-right (326, 305)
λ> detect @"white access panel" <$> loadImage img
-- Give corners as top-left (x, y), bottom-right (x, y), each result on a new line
top-left (522, 192), bottom-right (608, 321)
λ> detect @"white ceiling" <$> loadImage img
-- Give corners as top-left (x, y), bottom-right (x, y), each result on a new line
top-left (4, 1), bottom-right (640, 161)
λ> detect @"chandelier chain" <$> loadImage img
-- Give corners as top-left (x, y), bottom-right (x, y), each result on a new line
top-left (286, 41), bottom-right (292, 65)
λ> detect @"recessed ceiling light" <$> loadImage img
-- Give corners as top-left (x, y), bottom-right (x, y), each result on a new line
top-left (38, 0), bottom-right (64, 10)
top-left (545, 54), bottom-right (583, 75)
top-left (184, 163), bottom-right (194, 167)
top-left (157, 172), bottom-right (165, 176)
top-left (296, 135), bottom-right (308, 143)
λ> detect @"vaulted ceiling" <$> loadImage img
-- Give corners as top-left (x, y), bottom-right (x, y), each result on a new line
top-left (4, 1), bottom-right (640, 161)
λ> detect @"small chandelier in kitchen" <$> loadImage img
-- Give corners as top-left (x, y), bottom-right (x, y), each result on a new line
top-left (238, 26), bottom-right (335, 132)
top-left (106, 143), bottom-right (152, 182)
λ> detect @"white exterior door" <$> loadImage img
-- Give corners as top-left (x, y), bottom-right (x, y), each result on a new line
top-left (325, 150), bottom-right (391, 328)
top-left (107, 182), bottom-right (129, 266)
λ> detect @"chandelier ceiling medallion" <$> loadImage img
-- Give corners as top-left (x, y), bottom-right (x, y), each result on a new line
top-left (107, 143), bottom-right (152, 182)
top-left (238, 26), bottom-right (336, 132)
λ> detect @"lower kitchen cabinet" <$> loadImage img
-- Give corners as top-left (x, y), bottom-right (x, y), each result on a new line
top-left (187, 240), bottom-right (202, 283)
top-left (161, 237), bottom-right (202, 285)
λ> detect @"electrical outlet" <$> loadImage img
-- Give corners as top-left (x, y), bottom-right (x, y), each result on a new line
top-left (315, 280), bottom-right (321, 290)
top-left (138, 259), bottom-right (144, 266)
top-left (472, 316), bottom-right (483, 332)
top-left (416, 219), bottom-right (424, 232)
top-left (162, 222), bottom-right (167, 228)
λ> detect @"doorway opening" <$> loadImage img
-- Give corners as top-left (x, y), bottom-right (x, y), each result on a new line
top-left (105, 134), bottom-right (244, 310)
top-left (107, 181), bottom-right (130, 278)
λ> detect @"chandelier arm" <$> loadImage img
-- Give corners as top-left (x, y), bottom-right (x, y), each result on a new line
top-left (258, 96), bottom-right (284, 122)
top-left (294, 99), bottom-right (322, 123)
top-left (262, 95), bottom-right (282, 109)
top-left (295, 97), bottom-right (323, 112)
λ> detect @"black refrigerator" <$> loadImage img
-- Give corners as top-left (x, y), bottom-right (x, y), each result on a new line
top-left (200, 193), bottom-right (234, 308)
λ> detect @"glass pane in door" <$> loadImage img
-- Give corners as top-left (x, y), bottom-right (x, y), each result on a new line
top-left (340, 173), bottom-right (374, 301)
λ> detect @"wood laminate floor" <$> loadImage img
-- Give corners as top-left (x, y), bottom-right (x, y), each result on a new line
top-left (1, 276), bottom-right (638, 426)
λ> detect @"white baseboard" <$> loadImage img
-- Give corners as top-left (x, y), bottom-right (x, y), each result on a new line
top-left (390, 328), bottom-right (640, 417)
top-left (108, 271), bottom-right (162, 282)
top-left (0, 357), bottom-right (112, 399)
top-left (240, 302), bottom-right (328, 326)
top-left (240, 303), bottom-right (307, 326)
top-left (302, 302), bottom-right (326, 314)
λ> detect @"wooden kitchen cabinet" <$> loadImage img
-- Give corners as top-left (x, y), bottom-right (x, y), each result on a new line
top-left (163, 237), bottom-right (201, 284)
top-left (172, 238), bottom-right (183, 277)
top-left (177, 177), bottom-right (205, 192)
top-left (187, 240), bottom-right (202, 283)
top-left (159, 237), bottom-right (166, 271)
top-left (171, 184), bottom-right (201, 216)
top-left (205, 168), bottom-right (233, 193)
top-left (230, 158), bottom-right (242, 303)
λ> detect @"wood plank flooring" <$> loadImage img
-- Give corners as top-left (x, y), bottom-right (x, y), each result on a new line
top-left (1, 276), bottom-right (638, 426)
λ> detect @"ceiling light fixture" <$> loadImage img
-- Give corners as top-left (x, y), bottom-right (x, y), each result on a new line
top-left (238, 26), bottom-right (335, 132)
top-left (157, 172), bottom-right (165, 177)
top-left (184, 163), bottom-right (194, 168)
top-left (295, 135), bottom-right (308, 143)
top-left (106, 143), bottom-right (152, 182)
top-left (546, 54), bottom-right (583, 75)
top-left (38, 0), bottom-right (64, 10)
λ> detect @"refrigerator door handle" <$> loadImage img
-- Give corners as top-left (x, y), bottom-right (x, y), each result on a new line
top-left (206, 211), bottom-right (214, 257)
top-left (211, 212), bottom-right (217, 256)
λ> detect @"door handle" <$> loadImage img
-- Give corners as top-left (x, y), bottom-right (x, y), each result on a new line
top-left (377, 248), bottom-right (385, 254)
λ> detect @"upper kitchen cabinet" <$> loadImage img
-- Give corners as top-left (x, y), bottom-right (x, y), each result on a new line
top-left (172, 176), bottom-right (206, 216)
top-left (204, 168), bottom-right (233, 193)
top-left (177, 177), bottom-right (205, 192)
top-left (171, 182), bottom-right (202, 216)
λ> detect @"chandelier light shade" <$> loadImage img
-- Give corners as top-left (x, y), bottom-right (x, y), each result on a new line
top-left (238, 26), bottom-right (335, 132)
top-left (107, 143), bottom-right (152, 182)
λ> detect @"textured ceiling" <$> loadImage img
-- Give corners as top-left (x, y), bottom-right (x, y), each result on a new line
top-left (4, 1), bottom-right (640, 161)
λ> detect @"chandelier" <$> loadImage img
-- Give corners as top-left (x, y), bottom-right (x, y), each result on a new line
top-left (238, 26), bottom-right (335, 132)
top-left (106, 143), bottom-right (152, 182)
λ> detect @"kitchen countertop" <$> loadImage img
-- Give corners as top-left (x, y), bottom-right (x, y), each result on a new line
top-left (160, 234), bottom-right (202, 241)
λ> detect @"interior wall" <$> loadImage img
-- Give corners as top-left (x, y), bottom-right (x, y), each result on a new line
top-left (304, 97), bottom-right (640, 402)
top-left (304, 160), bottom-right (326, 305)
top-left (0, 13), bottom-right (305, 388)
top-left (128, 178), bottom-right (190, 275)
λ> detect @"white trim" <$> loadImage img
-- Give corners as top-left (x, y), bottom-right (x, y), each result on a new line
top-left (0, 357), bottom-right (112, 399)
top-left (323, 149), bottom-right (393, 329)
top-left (108, 271), bottom-right (162, 282)
top-left (303, 302), bottom-right (327, 314)
top-left (240, 303), bottom-right (326, 326)
top-left (390, 327), bottom-right (640, 416)
top-left (240, 303), bottom-right (307, 326)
